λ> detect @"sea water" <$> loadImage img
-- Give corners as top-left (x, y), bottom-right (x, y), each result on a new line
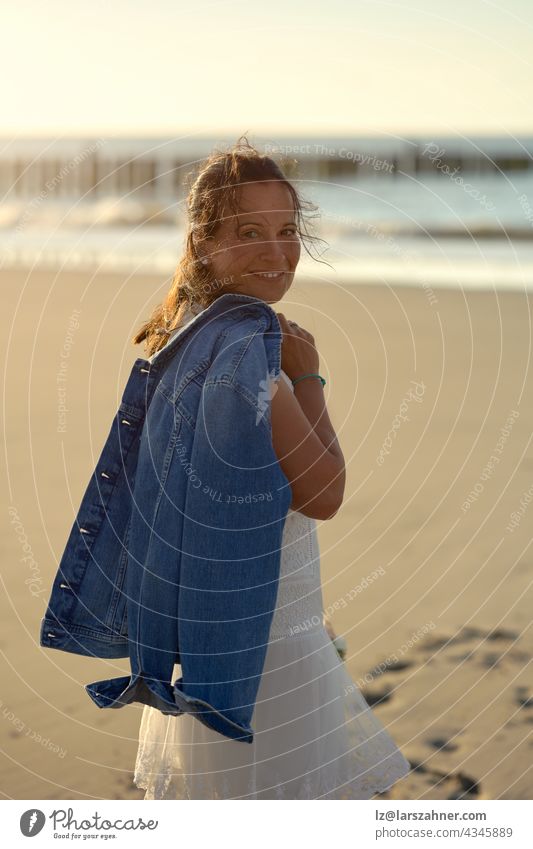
top-left (1, 173), bottom-right (533, 291)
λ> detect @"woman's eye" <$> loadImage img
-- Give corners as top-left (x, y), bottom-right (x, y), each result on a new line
top-left (241, 227), bottom-right (298, 239)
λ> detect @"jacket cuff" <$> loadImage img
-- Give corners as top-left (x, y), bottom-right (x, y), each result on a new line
top-left (85, 673), bottom-right (254, 744)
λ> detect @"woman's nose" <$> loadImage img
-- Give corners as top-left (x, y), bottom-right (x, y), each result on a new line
top-left (257, 236), bottom-right (291, 264)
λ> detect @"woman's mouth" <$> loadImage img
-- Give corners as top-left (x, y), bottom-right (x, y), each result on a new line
top-left (248, 271), bottom-right (285, 280)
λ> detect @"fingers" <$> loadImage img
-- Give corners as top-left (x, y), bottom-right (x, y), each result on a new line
top-left (276, 312), bottom-right (294, 335)
top-left (276, 313), bottom-right (315, 343)
top-left (277, 312), bottom-right (299, 331)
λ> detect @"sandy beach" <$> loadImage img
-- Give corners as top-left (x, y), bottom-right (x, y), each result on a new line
top-left (2, 267), bottom-right (532, 800)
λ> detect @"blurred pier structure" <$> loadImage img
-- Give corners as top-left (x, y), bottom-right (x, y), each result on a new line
top-left (0, 136), bottom-right (531, 205)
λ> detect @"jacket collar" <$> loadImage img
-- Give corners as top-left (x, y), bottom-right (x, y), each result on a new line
top-left (146, 291), bottom-right (281, 371)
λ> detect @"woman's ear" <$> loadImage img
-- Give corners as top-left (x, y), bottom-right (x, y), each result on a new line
top-left (193, 237), bottom-right (212, 266)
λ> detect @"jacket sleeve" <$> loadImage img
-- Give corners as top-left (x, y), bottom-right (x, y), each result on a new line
top-left (172, 377), bottom-right (293, 741)
top-left (85, 358), bottom-right (292, 744)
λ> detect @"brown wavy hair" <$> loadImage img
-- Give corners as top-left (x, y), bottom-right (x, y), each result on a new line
top-left (132, 135), bottom-right (329, 357)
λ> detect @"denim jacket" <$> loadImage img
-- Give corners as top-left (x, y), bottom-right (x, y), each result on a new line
top-left (39, 291), bottom-right (292, 743)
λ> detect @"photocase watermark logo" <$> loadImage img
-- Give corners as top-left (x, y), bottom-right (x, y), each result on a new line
top-left (421, 143), bottom-right (496, 212)
top-left (323, 210), bottom-right (419, 263)
top-left (174, 433), bottom-right (273, 503)
top-left (263, 142), bottom-right (395, 173)
top-left (506, 482), bottom-right (533, 533)
top-left (16, 138), bottom-right (106, 232)
top-left (461, 409), bottom-right (519, 513)
top-left (376, 380), bottom-right (426, 465)
top-left (19, 807), bottom-right (160, 837)
top-left (517, 193), bottom-right (533, 228)
top-left (20, 809), bottom-right (46, 836)
top-left (48, 807), bottom-right (158, 834)
top-left (1, 696), bottom-right (66, 758)
top-left (8, 505), bottom-right (47, 597)
top-left (255, 366), bottom-right (280, 426)
top-left (57, 308), bottom-right (82, 433)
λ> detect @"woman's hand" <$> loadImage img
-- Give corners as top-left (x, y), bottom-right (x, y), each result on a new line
top-left (276, 313), bottom-right (320, 381)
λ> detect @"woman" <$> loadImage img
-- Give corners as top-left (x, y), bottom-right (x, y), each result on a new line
top-left (132, 137), bottom-right (411, 799)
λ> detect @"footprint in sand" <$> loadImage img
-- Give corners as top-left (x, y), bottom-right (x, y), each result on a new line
top-left (360, 655), bottom-right (416, 708)
top-left (485, 628), bottom-right (519, 641)
top-left (361, 686), bottom-right (393, 708)
top-left (439, 770), bottom-right (482, 800)
top-left (426, 736), bottom-right (459, 753)
top-left (416, 626), bottom-right (525, 671)
top-left (515, 687), bottom-right (533, 710)
top-left (481, 651), bottom-right (505, 669)
top-left (418, 634), bottom-right (454, 651)
top-left (375, 761), bottom-right (481, 800)
top-left (366, 659), bottom-right (414, 677)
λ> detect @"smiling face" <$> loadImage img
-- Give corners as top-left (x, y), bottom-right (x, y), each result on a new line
top-left (200, 180), bottom-right (301, 304)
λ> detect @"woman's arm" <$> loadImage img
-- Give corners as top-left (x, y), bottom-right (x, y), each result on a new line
top-left (292, 377), bottom-right (345, 464)
top-left (271, 376), bottom-right (345, 520)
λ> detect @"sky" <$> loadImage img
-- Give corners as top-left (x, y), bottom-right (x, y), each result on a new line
top-left (2, 0), bottom-right (533, 137)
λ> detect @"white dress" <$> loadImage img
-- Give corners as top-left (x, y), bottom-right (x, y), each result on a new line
top-left (133, 364), bottom-right (412, 800)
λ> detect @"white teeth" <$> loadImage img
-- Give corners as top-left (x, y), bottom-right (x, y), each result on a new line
top-left (255, 272), bottom-right (282, 278)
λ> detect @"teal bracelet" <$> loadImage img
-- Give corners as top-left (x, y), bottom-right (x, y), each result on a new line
top-left (291, 373), bottom-right (326, 387)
